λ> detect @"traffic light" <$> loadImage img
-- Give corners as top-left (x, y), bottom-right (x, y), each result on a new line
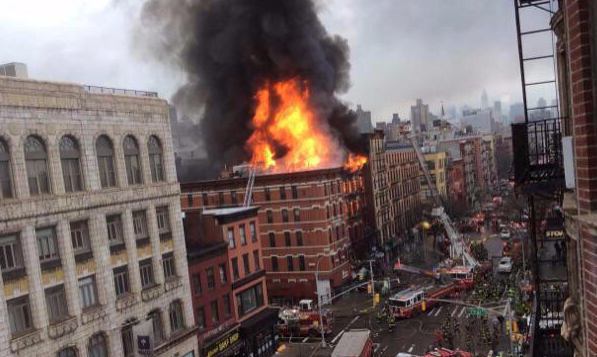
top-left (375, 293), bottom-right (380, 304)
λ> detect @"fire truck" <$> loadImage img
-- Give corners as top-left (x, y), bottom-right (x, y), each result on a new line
top-left (401, 347), bottom-right (472, 357)
top-left (276, 299), bottom-right (333, 338)
top-left (393, 261), bottom-right (475, 291)
top-left (388, 283), bottom-right (457, 319)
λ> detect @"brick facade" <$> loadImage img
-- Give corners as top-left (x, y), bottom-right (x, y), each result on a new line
top-left (0, 76), bottom-right (197, 357)
top-left (181, 168), bottom-right (367, 305)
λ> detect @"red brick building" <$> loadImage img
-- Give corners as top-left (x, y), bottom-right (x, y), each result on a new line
top-left (181, 168), bottom-right (367, 306)
top-left (184, 207), bottom-right (278, 357)
top-left (549, 1), bottom-right (597, 356)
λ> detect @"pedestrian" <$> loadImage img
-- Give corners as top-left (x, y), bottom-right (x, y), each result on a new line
top-left (554, 241), bottom-right (561, 260)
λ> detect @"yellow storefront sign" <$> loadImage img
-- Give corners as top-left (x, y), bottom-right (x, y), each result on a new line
top-left (205, 331), bottom-right (240, 357)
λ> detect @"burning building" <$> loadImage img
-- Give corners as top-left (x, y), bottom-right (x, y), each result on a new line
top-left (181, 168), bottom-right (369, 305)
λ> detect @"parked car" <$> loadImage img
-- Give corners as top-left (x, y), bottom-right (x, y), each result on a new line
top-left (500, 229), bottom-right (511, 240)
top-left (497, 257), bottom-right (513, 273)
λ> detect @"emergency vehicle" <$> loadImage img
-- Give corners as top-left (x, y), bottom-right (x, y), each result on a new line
top-left (388, 284), bottom-right (457, 319)
top-left (277, 299), bottom-right (333, 338)
top-left (331, 329), bottom-right (373, 357)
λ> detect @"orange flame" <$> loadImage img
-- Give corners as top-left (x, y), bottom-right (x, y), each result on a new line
top-left (246, 78), bottom-right (366, 173)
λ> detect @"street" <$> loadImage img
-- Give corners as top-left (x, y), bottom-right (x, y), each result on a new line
top-left (279, 231), bottom-right (516, 357)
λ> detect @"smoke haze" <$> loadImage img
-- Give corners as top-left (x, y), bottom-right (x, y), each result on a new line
top-left (139, 0), bottom-right (362, 173)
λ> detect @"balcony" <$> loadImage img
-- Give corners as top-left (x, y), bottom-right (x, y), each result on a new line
top-left (512, 118), bottom-right (564, 186)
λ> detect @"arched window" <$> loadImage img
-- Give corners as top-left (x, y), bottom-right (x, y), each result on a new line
top-left (147, 136), bottom-right (164, 182)
top-left (121, 322), bottom-right (134, 357)
top-left (123, 136), bottom-right (142, 185)
top-left (88, 333), bottom-right (108, 357)
top-left (148, 310), bottom-right (165, 344)
top-left (59, 136), bottom-right (83, 192)
top-left (24, 135), bottom-right (50, 196)
top-left (0, 138), bottom-right (13, 199)
top-left (96, 136), bottom-right (116, 188)
top-left (56, 346), bottom-right (77, 357)
top-left (169, 300), bottom-right (185, 332)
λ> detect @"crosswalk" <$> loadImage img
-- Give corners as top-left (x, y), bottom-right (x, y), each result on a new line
top-left (424, 300), bottom-right (509, 319)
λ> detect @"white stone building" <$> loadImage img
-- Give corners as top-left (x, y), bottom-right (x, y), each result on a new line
top-left (0, 76), bottom-right (197, 357)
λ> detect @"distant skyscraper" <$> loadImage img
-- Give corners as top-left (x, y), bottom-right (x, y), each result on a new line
top-left (392, 113), bottom-right (401, 124)
top-left (493, 101), bottom-right (503, 123)
top-left (356, 104), bottom-right (373, 133)
top-left (509, 102), bottom-right (525, 123)
top-left (481, 90), bottom-right (489, 109)
top-left (410, 99), bottom-right (430, 132)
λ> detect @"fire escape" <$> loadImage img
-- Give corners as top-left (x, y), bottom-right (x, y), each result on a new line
top-left (512, 1), bottom-right (571, 356)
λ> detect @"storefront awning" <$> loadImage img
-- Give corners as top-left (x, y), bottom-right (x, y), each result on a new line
top-left (239, 308), bottom-right (279, 339)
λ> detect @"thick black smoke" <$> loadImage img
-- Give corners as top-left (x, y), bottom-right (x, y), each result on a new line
top-left (140, 0), bottom-right (363, 172)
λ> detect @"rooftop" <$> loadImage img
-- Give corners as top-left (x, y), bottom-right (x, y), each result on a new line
top-left (202, 206), bottom-right (259, 217)
top-left (331, 329), bottom-right (371, 357)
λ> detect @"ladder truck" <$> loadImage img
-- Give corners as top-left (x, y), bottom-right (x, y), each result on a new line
top-left (407, 136), bottom-right (481, 288)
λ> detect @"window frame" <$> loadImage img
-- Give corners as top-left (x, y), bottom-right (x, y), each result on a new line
top-left (239, 224), bottom-right (247, 245)
top-left (7, 295), bottom-right (33, 336)
top-left (106, 214), bottom-right (125, 246)
top-left (96, 135), bottom-right (117, 189)
top-left (253, 250), bottom-right (261, 271)
top-left (169, 300), bottom-right (185, 332)
top-left (148, 135), bottom-right (165, 182)
top-left (0, 232), bottom-right (24, 273)
top-left (123, 135), bottom-right (143, 186)
top-left (139, 258), bottom-right (155, 289)
top-left (249, 221), bottom-right (257, 242)
top-left (24, 135), bottom-right (51, 196)
top-left (59, 135), bottom-right (84, 192)
top-left (36, 227), bottom-right (60, 265)
top-left (132, 210), bottom-right (149, 240)
top-left (45, 284), bottom-right (70, 323)
top-left (70, 220), bottom-right (91, 256)
top-left (162, 252), bottom-right (176, 279)
top-left (113, 266), bottom-right (130, 297)
top-left (0, 138), bottom-right (14, 199)
top-left (242, 253), bottom-right (250, 275)
top-left (87, 333), bottom-right (108, 357)
top-left (78, 275), bottom-right (99, 310)
top-left (206, 267), bottom-right (216, 290)
top-left (210, 300), bottom-right (219, 325)
top-left (156, 206), bottom-right (171, 235)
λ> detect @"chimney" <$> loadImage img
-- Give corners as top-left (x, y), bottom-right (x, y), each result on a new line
top-left (0, 62), bottom-right (28, 79)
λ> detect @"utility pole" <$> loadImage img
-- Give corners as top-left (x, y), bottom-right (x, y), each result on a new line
top-left (369, 259), bottom-right (375, 308)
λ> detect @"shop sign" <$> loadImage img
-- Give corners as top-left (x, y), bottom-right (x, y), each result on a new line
top-left (545, 217), bottom-right (564, 240)
top-left (203, 329), bottom-right (241, 357)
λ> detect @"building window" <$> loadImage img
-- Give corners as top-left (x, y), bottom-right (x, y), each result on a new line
top-left (250, 221), bottom-right (257, 242)
top-left (24, 135), bottom-right (50, 196)
top-left (70, 220), bottom-right (91, 255)
top-left (296, 231), bottom-right (303, 246)
top-left (293, 208), bottom-right (300, 222)
top-left (279, 186), bottom-right (286, 200)
top-left (223, 294), bottom-right (232, 318)
top-left (210, 300), bottom-right (219, 324)
top-left (269, 233), bottom-right (276, 247)
top-left (169, 300), bottom-right (185, 332)
top-left (328, 228), bottom-right (332, 244)
top-left (156, 206), bottom-right (171, 235)
top-left (123, 135), bottom-right (142, 185)
top-left (36, 227), bottom-right (60, 264)
top-left (333, 204), bottom-right (337, 217)
top-left (266, 210), bottom-right (273, 224)
top-left (139, 259), bottom-right (154, 288)
top-left (326, 205), bottom-right (330, 219)
top-left (240, 224), bottom-right (247, 245)
top-left (106, 214), bottom-right (124, 245)
top-left (282, 209), bottom-right (289, 222)
top-left (148, 136), bottom-right (164, 182)
top-left (0, 138), bottom-right (13, 199)
top-left (96, 135), bottom-right (116, 189)
top-left (202, 192), bottom-right (209, 205)
top-left (336, 226), bottom-right (340, 240)
top-left (187, 193), bottom-right (193, 206)
top-left (284, 232), bottom-right (291, 247)
top-left (0, 233), bottom-right (23, 273)
top-left (231, 258), bottom-right (240, 280)
top-left (148, 310), bottom-right (165, 343)
top-left (162, 252), bottom-right (176, 279)
top-left (236, 283), bottom-right (264, 317)
top-left (253, 250), bottom-right (260, 270)
top-left (264, 188), bottom-right (271, 201)
top-left (113, 266), bottom-right (130, 297)
top-left (88, 333), bottom-right (108, 357)
top-left (231, 191), bottom-right (238, 204)
top-left (323, 183), bottom-right (328, 196)
top-left (79, 275), bottom-right (98, 309)
top-left (45, 284), bottom-right (69, 323)
top-left (7, 296), bottom-right (33, 336)
top-left (243, 253), bottom-right (250, 275)
top-left (219, 263), bottom-right (227, 284)
top-left (218, 192), bottom-right (224, 205)
top-left (228, 228), bottom-right (235, 249)
top-left (287, 256), bottom-right (294, 271)
top-left (132, 210), bottom-right (149, 240)
top-left (193, 274), bottom-right (201, 295)
top-left (291, 185), bottom-right (298, 199)
top-left (121, 325), bottom-right (134, 357)
top-left (56, 347), bottom-right (77, 357)
top-left (60, 136), bottom-right (83, 192)
top-left (207, 267), bottom-right (216, 289)
top-left (196, 306), bottom-right (205, 330)
top-left (299, 256), bottom-right (306, 271)
top-left (272, 256), bottom-right (278, 271)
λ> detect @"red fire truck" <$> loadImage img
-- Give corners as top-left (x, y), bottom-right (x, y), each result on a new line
top-left (442, 266), bottom-right (474, 290)
top-left (277, 299), bottom-right (333, 338)
top-left (419, 348), bottom-right (473, 357)
top-left (388, 284), bottom-right (457, 319)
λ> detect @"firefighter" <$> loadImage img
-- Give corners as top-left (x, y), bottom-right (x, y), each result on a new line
top-left (453, 318), bottom-right (461, 341)
top-left (387, 312), bottom-right (396, 332)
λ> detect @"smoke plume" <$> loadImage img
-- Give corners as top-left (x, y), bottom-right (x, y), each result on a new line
top-left (139, 0), bottom-right (362, 172)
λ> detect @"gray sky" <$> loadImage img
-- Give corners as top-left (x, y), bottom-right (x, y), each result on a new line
top-left (0, 0), bottom-right (530, 123)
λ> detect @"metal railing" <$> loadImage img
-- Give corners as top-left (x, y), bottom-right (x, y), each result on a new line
top-left (83, 85), bottom-right (158, 98)
top-left (512, 117), bottom-right (564, 183)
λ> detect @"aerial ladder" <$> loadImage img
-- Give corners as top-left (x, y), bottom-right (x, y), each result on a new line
top-left (408, 136), bottom-right (479, 270)
top-left (243, 165), bottom-right (257, 207)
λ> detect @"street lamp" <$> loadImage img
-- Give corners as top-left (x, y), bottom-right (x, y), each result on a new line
top-left (315, 256), bottom-right (327, 348)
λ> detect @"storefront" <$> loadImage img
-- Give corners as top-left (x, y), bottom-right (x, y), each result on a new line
top-left (239, 308), bottom-right (279, 357)
top-left (201, 325), bottom-right (243, 357)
